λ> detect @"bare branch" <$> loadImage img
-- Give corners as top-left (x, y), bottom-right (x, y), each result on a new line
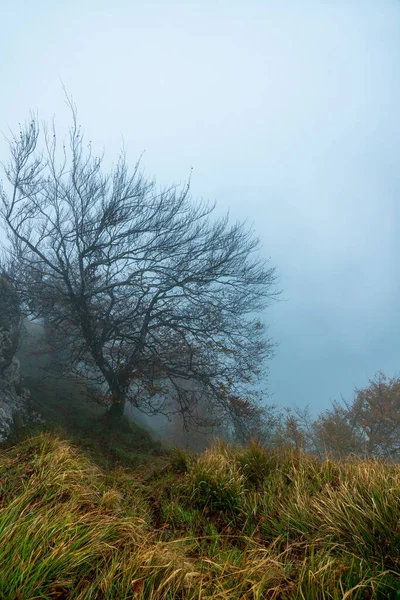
top-left (1, 107), bottom-right (280, 430)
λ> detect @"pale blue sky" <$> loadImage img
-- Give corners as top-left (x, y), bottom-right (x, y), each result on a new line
top-left (1, 0), bottom-right (400, 413)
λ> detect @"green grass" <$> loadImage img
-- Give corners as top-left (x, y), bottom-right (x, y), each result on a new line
top-left (1, 323), bottom-right (399, 598)
top-left (1, 435), bottom-right (400, 598)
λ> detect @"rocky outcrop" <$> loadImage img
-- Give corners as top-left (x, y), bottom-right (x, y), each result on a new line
top-left (0, 276), bottom-right (37, 442)
top-left (0, 276), bottom-right (20, 373)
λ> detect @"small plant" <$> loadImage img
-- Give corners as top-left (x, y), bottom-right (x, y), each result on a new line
top-left (186, 441), bottom-right (245, 523)
top-left (236, 439), bottom-right (278, 488)
top-left (169, 447), bottom-right (194, 474)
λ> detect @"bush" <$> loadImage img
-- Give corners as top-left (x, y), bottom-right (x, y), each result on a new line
top-left (168, 447), bottom-right (195, 474)
top-left (236, 439), bottom-right (279, 489)
top-left (186, 441), bottom-right (244, 523)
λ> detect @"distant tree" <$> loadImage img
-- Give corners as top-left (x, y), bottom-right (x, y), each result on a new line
top-left (311, 399), bottom-right (365, 458)
top-left (0, 102), bottom-right (279, 429)
top-left (309, 373), bottom-right (400, 460)
top-left (350, 372), bottom-right (400, 459)
top-left (266, 405), bottom-right (316, 453)
top-left (227, 396), bottom-right (284, 446)
top-left (280, 408), bottom-right (308, 451)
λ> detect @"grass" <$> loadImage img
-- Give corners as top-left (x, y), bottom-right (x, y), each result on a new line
top-left (1, 434), bottom-right (400, 598)
top-left (1, 322), bottom-right (399, 597)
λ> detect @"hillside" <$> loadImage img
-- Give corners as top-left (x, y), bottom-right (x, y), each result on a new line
top-left (1, 429), bottom-right (400, 598)
top-left (14, 320), bottom-right (167, 470)
top-left (0, 324), bottom-right (398, 598)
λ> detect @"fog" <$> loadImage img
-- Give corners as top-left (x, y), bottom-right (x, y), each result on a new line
top-left (18, 320), bottom-right (223, 450)
top-left (2, 0), bottom-right (400, 417)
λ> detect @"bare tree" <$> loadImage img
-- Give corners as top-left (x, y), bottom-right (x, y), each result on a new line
top-left (0, 102), bottom-right (279, 428)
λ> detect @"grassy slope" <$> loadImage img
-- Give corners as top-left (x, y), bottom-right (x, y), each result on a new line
top-left (0, 323), bottom-right (399, 598)
top-left (1, 435), bottom-right (400, 599)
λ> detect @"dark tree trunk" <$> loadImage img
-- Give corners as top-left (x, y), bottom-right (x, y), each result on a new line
top-left (107, 400), bottom-right (125, 418)
top-left (105, 391), bottom-right (126, 429)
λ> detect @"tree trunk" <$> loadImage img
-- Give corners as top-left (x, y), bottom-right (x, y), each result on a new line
top-left (105, 394), bottom-right (125, 428)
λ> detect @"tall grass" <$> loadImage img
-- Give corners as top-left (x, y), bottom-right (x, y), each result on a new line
top-left (1, 434), bottom-right (400, 598)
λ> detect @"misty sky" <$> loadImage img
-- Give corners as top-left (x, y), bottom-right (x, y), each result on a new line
top-left (1, 0), bottom-right (400, 415)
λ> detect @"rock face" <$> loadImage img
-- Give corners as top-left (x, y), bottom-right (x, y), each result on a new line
top-left (0, 276), bottom-right (34, 442)
top-left (0, 276), bottom-right (20, 373)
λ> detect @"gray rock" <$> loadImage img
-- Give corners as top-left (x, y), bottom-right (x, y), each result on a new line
top-left (3, 357), bottom-right (21, 386)
top-left (0, 276), bottom-right (20, 374)
top-left (0, 275), bottom-right (42, 442)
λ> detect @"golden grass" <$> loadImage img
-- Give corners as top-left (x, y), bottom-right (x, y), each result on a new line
top-left (0, 435), bottom-right (400, 598)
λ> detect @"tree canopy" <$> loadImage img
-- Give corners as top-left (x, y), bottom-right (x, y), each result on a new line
top-left (0, 102), bottom-right (279, 429)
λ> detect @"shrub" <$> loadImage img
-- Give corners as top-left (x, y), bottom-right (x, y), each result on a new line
top-left (169, 447), bottom-right (194, 474)
top-left (186, 441), bottom-right (244, 523)
top-left (236, 439), bottom-right (279, 489)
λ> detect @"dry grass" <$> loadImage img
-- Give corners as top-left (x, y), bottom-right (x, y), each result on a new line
top-left (0, 435), bottom-right (400, 598)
